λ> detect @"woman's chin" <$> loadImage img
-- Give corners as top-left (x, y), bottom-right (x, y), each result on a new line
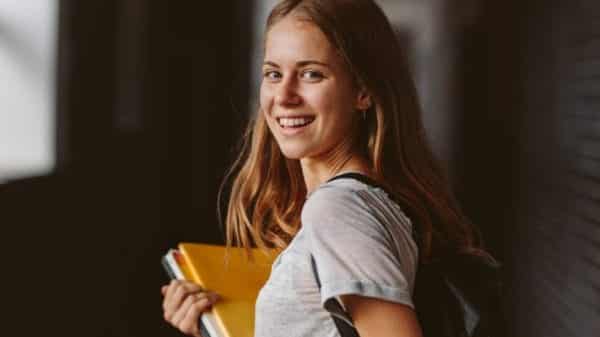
top-left (278, 145), bottom-right (310, 160)
top-left (279, 150), bottom-right (304, 160)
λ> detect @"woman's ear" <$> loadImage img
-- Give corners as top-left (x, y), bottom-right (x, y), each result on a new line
top-left (355, 88), bottom-right (372, 111)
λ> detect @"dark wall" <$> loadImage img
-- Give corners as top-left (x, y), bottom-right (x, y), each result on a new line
top-left (1, 1), bottom-right (252, 336)
top-left (511, 1), bottom-right (600, 336)
top-left (456, 1), bottom-right (600, 337)
top-left (454, 2), bottom-right (523, 334)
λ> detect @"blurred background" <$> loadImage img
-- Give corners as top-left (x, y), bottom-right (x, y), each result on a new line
top-left (1, 0), bottom-right (598, 336)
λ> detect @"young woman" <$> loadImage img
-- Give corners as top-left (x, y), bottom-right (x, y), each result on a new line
top-left (162, 1), bottom-right (490, 336)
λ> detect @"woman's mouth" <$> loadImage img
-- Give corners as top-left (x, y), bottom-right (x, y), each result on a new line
top-left (277, 116), bottom-right (315, 128)
top-left (276, 116), bottom-right (315, 135)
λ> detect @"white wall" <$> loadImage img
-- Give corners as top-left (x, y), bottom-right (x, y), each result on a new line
top-left (0, 0), bottom-right (58, 183)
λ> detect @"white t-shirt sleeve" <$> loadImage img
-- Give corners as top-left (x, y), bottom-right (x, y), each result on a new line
top-left (302, 185), bottom-right (418, 314)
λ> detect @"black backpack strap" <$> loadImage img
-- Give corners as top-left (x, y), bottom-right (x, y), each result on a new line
top-left (310, 255), bottom-right (360, 337)
top-left (326, 172), bottom-right (384, 189)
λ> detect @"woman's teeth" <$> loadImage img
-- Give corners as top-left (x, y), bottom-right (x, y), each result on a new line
top-left (278, 117), bottom-right (315, 128)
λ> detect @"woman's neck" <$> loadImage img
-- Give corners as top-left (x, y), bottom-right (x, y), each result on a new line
top-left (300, 152), bottom-right (372, 194)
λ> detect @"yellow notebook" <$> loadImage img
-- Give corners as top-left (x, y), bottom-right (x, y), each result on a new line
top-left (175, 243), bottom-right (277, 337)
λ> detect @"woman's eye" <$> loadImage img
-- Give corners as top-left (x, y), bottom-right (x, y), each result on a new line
top-left (264, 71), bottom-right (282, 80)
top-left (301, 70), bottom-right (324, 81)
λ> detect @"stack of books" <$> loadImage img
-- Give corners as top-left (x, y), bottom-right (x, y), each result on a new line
top-left (162, 243), bottom-right (277, 337)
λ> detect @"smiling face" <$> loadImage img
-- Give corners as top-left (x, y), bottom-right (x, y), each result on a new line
top-left (260, 15), bottom-right (369, 162)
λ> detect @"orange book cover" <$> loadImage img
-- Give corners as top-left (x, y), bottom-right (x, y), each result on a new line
top-left (177, 243), bottom-right (277, 337)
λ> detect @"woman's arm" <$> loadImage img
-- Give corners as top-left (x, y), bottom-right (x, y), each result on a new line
top-left (341, 295), bottom-right (423, 337)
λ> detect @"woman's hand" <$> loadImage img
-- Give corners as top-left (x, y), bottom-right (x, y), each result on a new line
top-left (161, 280), bottom-right (221, 337)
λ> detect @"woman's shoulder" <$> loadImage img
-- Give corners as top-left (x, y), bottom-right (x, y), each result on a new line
top-left (303, 178), bottom-right (374, 214)
top-left (301, 177), bottom-right (418, 271)
top-left (301, 177), bottom-right (409, 230)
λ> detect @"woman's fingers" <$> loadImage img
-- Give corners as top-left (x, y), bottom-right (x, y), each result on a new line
top-left (171, 292), bottom-right (215, 327)
top-left (170, 292), bottom-right (200, 327)
top-left (163, 280), bottom-right (181, 312)
top-left (178, 294), bottom-right (216, 337)
top-left (162, 280), bottom-right (203, 321)
top-left (161, 280), bottom-right (221, 336)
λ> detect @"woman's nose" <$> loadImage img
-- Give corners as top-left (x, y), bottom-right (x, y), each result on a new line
top-left (275, 78), bottom-right (302, 106)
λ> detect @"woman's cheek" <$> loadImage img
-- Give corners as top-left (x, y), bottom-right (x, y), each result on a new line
top-left (259, 84), bottom-right (271, 112)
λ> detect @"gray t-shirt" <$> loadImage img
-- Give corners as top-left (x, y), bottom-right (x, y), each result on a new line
top-left (254, 177), bottom-right (419, 337)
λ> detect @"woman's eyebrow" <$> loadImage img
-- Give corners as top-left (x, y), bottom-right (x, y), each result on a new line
top-left (263, 60), bottom-right (330, 68)
top-left (263, 61), bottom-right (280, 68)
top-left (297, 60), bottom-right (329, 68)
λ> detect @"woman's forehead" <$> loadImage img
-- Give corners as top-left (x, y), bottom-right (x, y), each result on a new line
top-left (264, 16), bottom-right (338, 65)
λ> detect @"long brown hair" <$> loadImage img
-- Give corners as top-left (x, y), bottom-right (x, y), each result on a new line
top-left (221, 0), bottom-right (487, 263)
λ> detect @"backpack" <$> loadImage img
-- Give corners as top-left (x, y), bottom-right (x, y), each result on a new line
top-left (413, 251), bottom-right (505, 337)
top-left (323, 173), bottom-right (505, 337)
